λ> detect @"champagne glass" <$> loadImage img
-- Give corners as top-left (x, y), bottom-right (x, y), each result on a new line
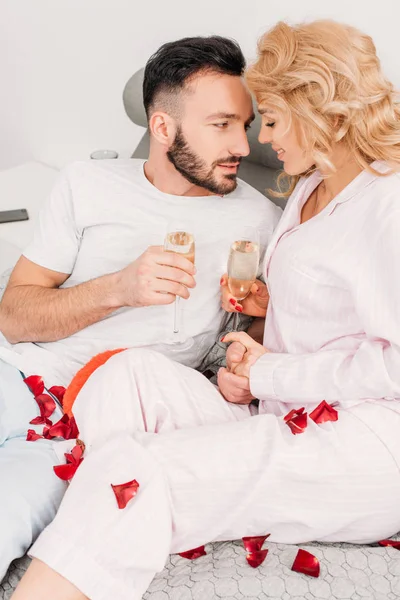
top-left (164, 225), bottom-right (195, 339)
top-left (227, 226), bottom-right (260, 330)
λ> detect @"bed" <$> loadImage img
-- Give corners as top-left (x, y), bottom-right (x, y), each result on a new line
top-left (1, 81), bottom-right (400, 600)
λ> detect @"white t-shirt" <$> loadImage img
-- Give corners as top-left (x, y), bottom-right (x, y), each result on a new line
top-left (11, 159), bottom-right (281, 387)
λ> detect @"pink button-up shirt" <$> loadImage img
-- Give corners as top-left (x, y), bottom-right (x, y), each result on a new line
top-left (250, 161), bottom-right (400, 416)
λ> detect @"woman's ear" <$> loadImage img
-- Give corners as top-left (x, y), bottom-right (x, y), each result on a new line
top-left (333, 114), bottom-right (348, 142)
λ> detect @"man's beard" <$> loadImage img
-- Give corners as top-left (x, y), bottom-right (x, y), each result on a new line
top-left (167, 127), bottom-right (241, 195)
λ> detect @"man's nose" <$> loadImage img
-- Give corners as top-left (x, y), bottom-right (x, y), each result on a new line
top-left (230, 130), bottom-right (250, 157)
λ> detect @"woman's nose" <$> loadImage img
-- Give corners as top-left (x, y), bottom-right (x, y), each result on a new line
top-left (258, 126), bottom-right (272, 145)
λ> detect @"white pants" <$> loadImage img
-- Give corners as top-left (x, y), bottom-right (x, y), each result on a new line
top-left (0, 359), bottom-right (66, 581)
top-left (30, 349), bottom-right (400, 600)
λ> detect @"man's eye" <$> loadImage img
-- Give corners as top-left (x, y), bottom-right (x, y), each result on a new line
top-left (265, 122), bottom-right (275, 128)
top-left (214, 122), bottom-right (229, 128)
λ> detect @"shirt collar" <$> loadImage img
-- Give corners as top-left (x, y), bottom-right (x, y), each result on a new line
top-left (310, 160), bottom-right (389, 216)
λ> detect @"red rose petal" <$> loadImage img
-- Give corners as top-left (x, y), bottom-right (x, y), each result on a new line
top-left (35, 394), bottom-right (56, 418)
top-left (111, 479), bottom-right (140, 509)
top-left (53, 445), bottom-right (84, 481)
top-left (47, 414), bottom-right (79, 440)
top-left (23, 375), bottom-right (44, 397)
top-left (310, 401), bottom-right (338, 424)
top-left (48, 386), bottom-right (66, 405)
top-left (46, 415), bottom-right (70, 438)
top-left (179, 546), bottom-right (207, 560)
top-left (286, 412), bottom-right (308, 435)
top-left (71, 444), bottom-right (84, 462)
top-left (242, 535), bottom-right (270, 553)
top-left (246, 548), bottom-right (269, 568)
top-left (53, 462), bottom-right (80, 481)
top-left (30, 415), bottom-right (53, 427)
top-left (64, 446), bottom-right (83, 467)
top-left (42, 427), bottom-right (51, 439)
top-left (378, 539), bottom-right (400, 550)
top-left (26, 429), bottom-right (43, 442)
top-left (291, 549), bottom-right (320, 577)
top-left (66, 416), bottom-right (79, 439)
top-left (284, 407), bottom-right (305, 422)
top-left (29, 397), bottom-right (55, 426)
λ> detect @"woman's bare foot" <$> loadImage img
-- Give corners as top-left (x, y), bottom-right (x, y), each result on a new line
top-left (11, 558), bottom-right (88, 600)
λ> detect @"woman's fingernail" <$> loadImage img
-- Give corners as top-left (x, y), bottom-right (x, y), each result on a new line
top-left (220, 277), bottom-right (224, 285)
top-left (220, 336), bottom-right (226, 342)
top-left (235, 305), bottom-right (243, 313)
top-left (229, 298), bottom-right (236, 307)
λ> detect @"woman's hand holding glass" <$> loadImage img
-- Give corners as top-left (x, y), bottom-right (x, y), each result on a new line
top-left (226, 226), bottom-right (261, 329)
top-left (220, 275), bottom-right (269, 317)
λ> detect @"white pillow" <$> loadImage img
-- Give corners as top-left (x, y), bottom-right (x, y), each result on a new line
top-left (0, 238), bottom-right (21, 273)
top-left (0, 238), bottom-right (21, 300)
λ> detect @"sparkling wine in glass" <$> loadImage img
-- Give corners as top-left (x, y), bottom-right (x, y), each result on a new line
top-left (227, 227), bottom-right (259, 330)
top-left (164, 227), bottom-right (195, 338)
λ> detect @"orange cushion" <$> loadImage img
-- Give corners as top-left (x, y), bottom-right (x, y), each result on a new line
top-left (63, 348), bottom-right (126, 416)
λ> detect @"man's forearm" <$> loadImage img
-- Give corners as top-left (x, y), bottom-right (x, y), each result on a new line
top-left (0, 273), bottom-right (122, 344)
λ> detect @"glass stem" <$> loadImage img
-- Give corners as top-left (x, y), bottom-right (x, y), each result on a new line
top-left (232, 311), bottom-right (240, 331)
top-left (173, 297), bottom-right (181, 334)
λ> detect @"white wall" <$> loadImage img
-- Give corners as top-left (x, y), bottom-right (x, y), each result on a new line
top-left (1, 0), bottom-right (399, 171)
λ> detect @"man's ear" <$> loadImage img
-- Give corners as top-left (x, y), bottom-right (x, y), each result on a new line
top-left (148, 111), bottom-right (177, 147)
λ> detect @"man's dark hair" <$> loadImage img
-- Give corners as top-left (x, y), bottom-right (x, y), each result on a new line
top-left (143, 36), bottom-right (246, 118)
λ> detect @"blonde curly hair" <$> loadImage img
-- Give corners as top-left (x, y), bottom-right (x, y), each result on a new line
top-left (246, 20), bottom-right (400, 196)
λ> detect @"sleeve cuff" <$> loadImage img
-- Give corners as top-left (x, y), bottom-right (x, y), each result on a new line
top-left (249, 352), bottom-right (286, 401)
top-left (22, 249), bottom-right (73, 274)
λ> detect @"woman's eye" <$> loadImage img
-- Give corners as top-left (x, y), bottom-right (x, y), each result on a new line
top-left (245, 124), bottom-right (252, 132)
top-left (265, 122), bottom-right (275, 128)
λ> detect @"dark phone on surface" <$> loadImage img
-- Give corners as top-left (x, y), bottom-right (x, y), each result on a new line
top-left (0, 209), bottom-right (29, 224)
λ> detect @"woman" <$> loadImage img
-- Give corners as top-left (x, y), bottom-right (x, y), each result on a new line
top-left (12, 20), bottom-right (400, 600)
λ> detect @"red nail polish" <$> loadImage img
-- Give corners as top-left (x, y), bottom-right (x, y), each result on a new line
top-left (235, 305), bottom-right (243, 313)
top-left (220, 336), bottom-right (225, 342)
top-left (220, 277), bottom-right (224, 285)
top-left (229, 298), bottom-right (236, 307)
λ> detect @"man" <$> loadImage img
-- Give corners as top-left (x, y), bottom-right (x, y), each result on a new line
top-left (0, 35), bottom-right (280, 578)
